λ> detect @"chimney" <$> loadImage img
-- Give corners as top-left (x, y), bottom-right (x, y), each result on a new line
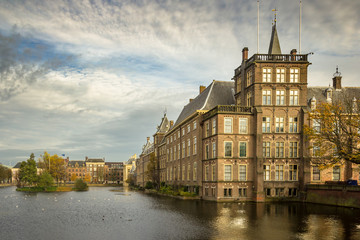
top-left (170, 120), bottom-right (174, 127)
top-left (189, 98), bottom-right (194, 103)
top-left (290, 49), bottom-right (297, 61)
top-left (146, 137), bottom-right (150, 142)
top-left (85, 156), bottom-right (88, 161)
top-left (199, 85), bottom-right (206, 94)
top-left (332, 66), bottom-right (342, 90)
top-left (242, 47), bottom-right (249, 62)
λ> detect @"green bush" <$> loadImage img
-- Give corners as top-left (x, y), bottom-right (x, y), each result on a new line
top-left (74, 179), bottom-right (88, 191)
top-left (37, 172), bottom-right (54, 190)
top-left (145, 181), bottom-right (154, 189)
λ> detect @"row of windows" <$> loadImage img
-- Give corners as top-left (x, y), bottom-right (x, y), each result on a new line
top-left (205, 119), bottom-right (217, 137)
top-left (166, 162), bottom-right (198, 182)
top-left (167, 137), bottom-right (198, 161)
top-left (262, 117), bottom-right (298, 133)
top-left (312, 166), bottom-right (341, 181)
top-left (223, 118), bottom-right (249, 134)
top-left (262, 89), bottom-right (299, 105)
top-left (262, 67), bottom-right (300, 83)
top-left (265, 188), bottom-right (298, 197)
top-left (167, 121), bottom-right (198, 144)
top-left (263, 164), bottom-right (298, 181)
top-left (223, 141), bottom-right (299, 158)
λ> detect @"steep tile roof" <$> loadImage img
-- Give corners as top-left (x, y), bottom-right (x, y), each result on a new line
top-left (173, 81), bottom-right (235, 127)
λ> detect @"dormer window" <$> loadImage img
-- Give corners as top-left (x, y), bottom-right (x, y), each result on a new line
top-left (325, 88), bottom-right (333, 102)
top-left (310, 96), bottom-right (317, 110)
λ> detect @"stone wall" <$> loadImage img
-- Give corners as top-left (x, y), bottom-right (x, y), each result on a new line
top-left (306, 184), bottom-right (360, 208)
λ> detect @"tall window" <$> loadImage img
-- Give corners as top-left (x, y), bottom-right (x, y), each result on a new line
top-left (187, 163), bottom-right (190, 181)
top-left (212, 119), bottom-right (216, 135)
top-left (206, 122), bottom-right (210, 137)
top-left (182, 128), bottom-right (185, 136)
top-left (205, 166), bottom-right (209, 181)
top-left (239, 165), bottom-right (247, 181)
top-left (263, 68), bottom-right (272, 82)
top-left (239, 118), bottom-right (248, 134)
top-left (275, 117), bottom-right (284, 133)
top-left (224, 142), bottom-right (232, 157)
top-left (275, 165), bottom-right (284, 180)
top-left (246, 69), bottom-right (253, 86)
top-left (262, 117), bottom-right (271, 133)
top-left (276, 142), bottom-right (284, 158)
top-left (177, 144), bottom-right (180, 159)
top-left (313, 144), bottom-right (320, 157)
top-left (182, 141), bottom-right (185, 158)
top-left (170, 148), bottom-right (172, 161)
top-left (247, 92), bottom-right (252, 107)
top-left (205, 144), bottom-right (209, 159)
top-left (212, 165), bottom-right (216, 181)
top-left (276, 68), bottom-right (285, 82)
top-left (312, 166), bottom-right (320, 181)
top-left (289, 165), bottom-right (298, 181)
top-left (212, 142), bottom-right (216, 158)
top-left (289, 117), bottom-right (298, 133)
top-left (167, 149), bottom-right (169, 162)
top-left (224, 118), bottom-right (233, 133)
top-left (193, 121), bottom-right (197, 130)
top-left (187, 124), bottom-right (190, 133)
top-left (276, 90), bottom-right (285, 105)
top-left (333, 166), bottom-right (340, 181)
top-left (239, 142), bottom-right (247, 157)
top-left (313, 119), bottom-right (321, 133)
top-left (224, 165), bottom-right (232, 181)
top-left (187, 139), bottom-right (191, 157)
top-left (263, 141), bottom-right (271, 157)
top-left (193, 162), bottom-right (197, 181)
top-left (262, 90), bottom-right (271, 105)
top-left (289, 142), bottom-right (298, 158)
top-left (290, 68), bottom-right (299, 82)
top-left (290, 90), bottom-right (299, 105)
top-left (174, 146), bottom-right (176, 160)
top-left (182, 164), bottom-right (185, 180)
top-left (193, 137), bottom-right (197, 155)
top-left (264, 165), bottom-right (270, 180)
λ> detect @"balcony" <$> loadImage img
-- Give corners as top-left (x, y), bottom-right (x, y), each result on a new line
top-left (203, 105), bottom-right (252, 120)
top-left (235, 54), bottom-right (308, 75)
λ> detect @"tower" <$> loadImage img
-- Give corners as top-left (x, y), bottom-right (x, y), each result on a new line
top-left (233, 16), bottom-right (311, 201)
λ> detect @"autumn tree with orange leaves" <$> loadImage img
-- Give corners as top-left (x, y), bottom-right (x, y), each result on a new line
top-left (304, 96), bottom-right (360, 168)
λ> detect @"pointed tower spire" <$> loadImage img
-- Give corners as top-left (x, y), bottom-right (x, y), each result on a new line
top-left (268, 9), bottom-right (282, 55)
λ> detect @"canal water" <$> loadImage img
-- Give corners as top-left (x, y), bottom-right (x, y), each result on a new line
top-left (1, 186), bottom-right (360, 240)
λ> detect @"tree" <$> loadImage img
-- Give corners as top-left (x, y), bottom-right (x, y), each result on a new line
top-left (0, 164), bottom-right (12, 183)
top-left (70, 173), bottom-right (77, 182)
top-left (74, 178), bottom-right (88, 191)
top-left (304, 96), bottom-right (360, 167)
top-left (19, 153), bottom-right (38, 186)
top-left (145, 153), bottom-right (159, 189)
top-left (37, 171), bottom-right (54, 190)
top-left (84, 173), bottom-right (91, 183)
top-left (39, 152), bottom-right (66, 185)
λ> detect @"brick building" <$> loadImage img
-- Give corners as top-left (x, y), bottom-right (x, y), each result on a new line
top-left (136, 20), bottom-right (360, 201)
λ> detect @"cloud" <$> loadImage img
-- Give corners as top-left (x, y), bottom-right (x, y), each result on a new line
top-left (0, 0), bottom-right (359, 165)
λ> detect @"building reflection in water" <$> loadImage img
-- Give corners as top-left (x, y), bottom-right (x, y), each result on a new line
top-left (207, 202), bottom-right (360, 240)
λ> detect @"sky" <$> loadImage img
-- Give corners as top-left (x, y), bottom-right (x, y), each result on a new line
top-left (0, 0), bottom-right (359, 167)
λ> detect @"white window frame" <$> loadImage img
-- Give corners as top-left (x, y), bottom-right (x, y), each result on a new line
top-left (263, 67), bottom-right (272, 82)
top-left (224, 117), bottom-right (233, 133)
top-left (290, 90), bottom-right (299, 105)
top-left (262, 90), bottom-right (271, 105)
top-left (276, 90), bottom-right (285, 105)
top-left (239, 118), bottom-right (248, 134)
top-left (239, 142), bottom-right (247, 158)
top-left (290, 68), bottom-right (299, 83)
top-left (224, 165), bottom-right (232, 181)
top-left (276, 68), bottom-right (285, 82)
top-left (224, 141), bottom-right (233, 157)
top-left (239, 165), bottom-right (247, 181)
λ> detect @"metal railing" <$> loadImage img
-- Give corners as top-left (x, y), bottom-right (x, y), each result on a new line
top-left (203, 105), bottom-right (252, 119)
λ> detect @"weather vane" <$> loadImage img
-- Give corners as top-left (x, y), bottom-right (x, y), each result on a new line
top-left (272, 8), bottom-right (278, 25)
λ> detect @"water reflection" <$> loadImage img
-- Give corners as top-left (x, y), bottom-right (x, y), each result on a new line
top-left (1, 187), bottom-right (360, 240)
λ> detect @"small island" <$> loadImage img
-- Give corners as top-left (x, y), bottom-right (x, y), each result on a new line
top-left (16, 154), bottom-right (88, 192)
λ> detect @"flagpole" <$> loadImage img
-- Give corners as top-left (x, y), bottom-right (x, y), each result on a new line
top-left (299, 0), bottom-right (302, 53)
top-left (257, 0), bottom-right (260, 53)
